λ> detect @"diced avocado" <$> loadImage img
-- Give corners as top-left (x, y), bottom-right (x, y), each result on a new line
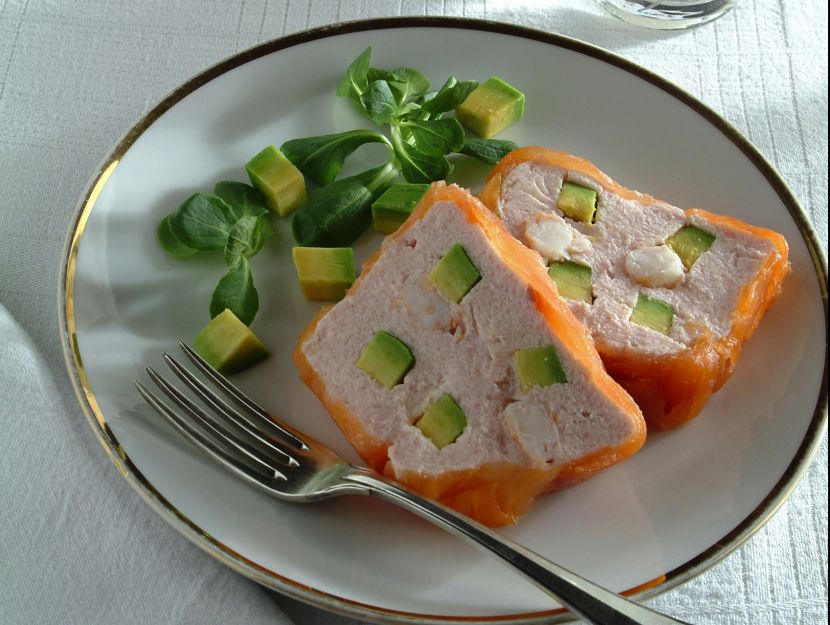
top-left (356, 331), bottom-right (414, 389)
top-left (630, 294), bottom-right (674, 335)
top-left (548, 261), bottom-right (593, 304)
top-left (245, 145), bottom-right (307, 217)
top-left (371, 183), bottom-right (430, 234)
top-left (193, 309), bottom-right (270, 374)
top-left (514, 346), bottom-right (567, 392)
top-left (428, 244), bottom-right (482, 304)
top-left (455, 77), bottom-right (525, 139)
top-left (666, 225), bottom-right (716, 270)
top-left (415, 393), bottom-right (467, 449)
top-left (292, 247), bottom-right (355, 301)
top-left (558, 182), bottom-right (597, 223)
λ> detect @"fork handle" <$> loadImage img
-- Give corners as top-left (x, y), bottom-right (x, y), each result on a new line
top-left (344, 470), bottom-right (689, 625)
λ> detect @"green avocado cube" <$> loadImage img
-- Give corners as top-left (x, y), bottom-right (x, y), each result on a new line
top-left (558, 182), bottom-right (597, 223)
top-left (415, 393), bottom-right (467, 449)
top-left (630, 294), bottom-right (674, 335)
top-left (292, 247), bottom-right (356, 301)
top-left (548, 261), bottom-right (593, 304)
top-left (428, 243), bottom-right (482, 304)
top-left (455, 77), bottom-right (525, 139)
top-left (245, 145), bottom-right (307, 217)
top-left (514, 346), bottom-right (567, 392)
top-left (371, 183), bottom-right (430, 234)
top-left (666, 225), bottom-right (716, 270)
top-left (193, 309), bottom-right (270, 374)
top-left (356, 331), bottom-right (414, 389)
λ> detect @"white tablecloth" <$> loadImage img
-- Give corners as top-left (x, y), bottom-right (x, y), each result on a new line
top-left (0, 1), bottom-right (826, 624)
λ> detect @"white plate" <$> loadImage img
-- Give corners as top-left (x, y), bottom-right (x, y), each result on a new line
top-left (61, 18), bottom-right (827, 624)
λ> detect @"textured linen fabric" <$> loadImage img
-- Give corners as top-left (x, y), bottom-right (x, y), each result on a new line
top-left (0, 307), bottom-right (295, 625)
top-left (0, 1), bottom-right (826, 624)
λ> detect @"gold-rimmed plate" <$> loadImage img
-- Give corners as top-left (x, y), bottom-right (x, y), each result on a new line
top-left (60, 17), bottom-right (827, 624)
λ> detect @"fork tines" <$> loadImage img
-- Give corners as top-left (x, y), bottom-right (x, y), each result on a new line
top-left (135, 342), bottom-right (309, 485)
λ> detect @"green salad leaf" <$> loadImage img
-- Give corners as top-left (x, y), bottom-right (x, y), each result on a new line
top-left (169, 193), bottom-right (236, 251)
top-left (210, 257), bottom-right (259, 325)
top-left (292, 162), bottom-right (399, 247)
top-left (213, 181), bottom-right (269, 219)
top-left (419, 78), bottom-right (478, 117)
top-left (387, 67), bottom-right (430, 106)
top-left (157, 215), bottom-right (198, 258)
top-left (459, 138), bottom-right (519, 165)
top-left (399, 118), bottom-right (465, 156)
top-left (359, 79), bottom-right (399, 125)
top-left (367, 67), bottom-right (395, 82)
top-left (158, 183), bottom-right (274, 326)
top-left (281, 130), bottom-right (392, 186)
top-left (335, 46), bottom-right (372, 104)
top-left (391, 126), bottom-right (452, 183)
top-left (224, 215), bottom-right (273, 266)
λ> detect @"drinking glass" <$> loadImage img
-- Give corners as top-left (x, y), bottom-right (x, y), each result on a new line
top-left (594, 0), bottom-right (736, 29)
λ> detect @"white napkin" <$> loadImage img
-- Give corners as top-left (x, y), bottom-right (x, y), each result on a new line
top-left (0, 304), bottom-right (295, 625)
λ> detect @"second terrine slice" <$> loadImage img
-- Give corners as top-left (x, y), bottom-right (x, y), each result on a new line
top-left (480, 147), bottom-right (790, 430)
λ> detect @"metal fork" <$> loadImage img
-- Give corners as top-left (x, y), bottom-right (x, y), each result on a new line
top-left (135, 342), bottom-right (689, 625)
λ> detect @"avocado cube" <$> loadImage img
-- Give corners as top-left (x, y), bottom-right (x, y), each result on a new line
top-left (558, 182), bottom-right (597, 223)
top-left (292, 247), bottom-right (356, 301)
top-left (666, 225), bottom-right (716, 270)
top-left (514, 346), bottom-right (567, 392)
top-left (193, 309), bottom-right (270, 374)
top-left (371, 183), bottom-right (430, 234)
top-left (415, 393), bottom-right (467, 449)
top-left (356, 331), bottom-right (414, 389)
top-left (246, 145), bottom-right (307, 217)
top-left (630, 294), bottom-right (674, 335)
top-left (548, 261), bottom-right (593, 304)
top-left (428, 243), bottom-right (482, 304)
top-left (455, 77), bottom-right (525, 139)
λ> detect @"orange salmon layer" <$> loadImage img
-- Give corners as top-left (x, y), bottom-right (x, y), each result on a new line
top-left (295, 183), bottom-right (645, 526)
top-left (480, 146), bottom-right (791, 430)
